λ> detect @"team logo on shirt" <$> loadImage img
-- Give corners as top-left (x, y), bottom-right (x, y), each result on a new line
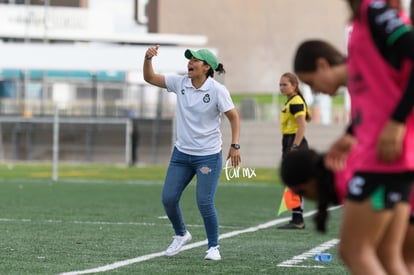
top-left (180, 89), bottom-right (185, 95)
top-left (203, 93), bottom-right (210, 103)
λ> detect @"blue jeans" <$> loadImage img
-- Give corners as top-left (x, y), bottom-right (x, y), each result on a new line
top-left (162, 147), bottom-right (222, 248)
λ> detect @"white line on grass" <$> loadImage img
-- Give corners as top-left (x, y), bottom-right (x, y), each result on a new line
top-left (277, 238), bottom-right (340, 268)
top-left (0, 218), bottom-right (31, 222)
top-left (0, 218), bottom-right (239, 229)
top-left (57, 206), bottom-right (342, 275)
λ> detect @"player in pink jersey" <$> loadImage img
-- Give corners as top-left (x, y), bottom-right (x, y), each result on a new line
top-left (335, 1), bottom-right (414, 274)
top-left (293, 1), bottom-right (414, 273)
top-left (280, 149), bottom-right (414, 274)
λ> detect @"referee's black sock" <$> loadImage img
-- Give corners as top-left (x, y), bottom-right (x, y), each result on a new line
top-left (292, 207), bottom-right (304, 224)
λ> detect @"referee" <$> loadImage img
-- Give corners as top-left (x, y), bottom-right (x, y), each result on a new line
top-left (278, 72), bottom-right (311, 229)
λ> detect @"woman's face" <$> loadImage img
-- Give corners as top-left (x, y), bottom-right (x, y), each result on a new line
top-left (296, 59), bottom-right (342, 96)
top-left (187, 57), bottom-right (210, 79)
top-left (279, 76), bottom-right (296, 97)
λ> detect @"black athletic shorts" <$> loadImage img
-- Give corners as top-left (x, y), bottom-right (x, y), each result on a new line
top-left (346, 172), bottom-right (414, 210)
top-left (281, 134), bottom-right (308, 159)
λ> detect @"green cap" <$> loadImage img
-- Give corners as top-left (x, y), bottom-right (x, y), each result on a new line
top-left (184, 49), bottom-right (219, 70)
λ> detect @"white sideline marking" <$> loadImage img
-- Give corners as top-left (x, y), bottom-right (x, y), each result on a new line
top-left (0, 218), bottom-right (239, 229)
top-left (0, 218), bottom-right (31, 222)
top-left (277, 238), bottom-right (340, 268)
top-left (57, 207), bottom-right (345, 275)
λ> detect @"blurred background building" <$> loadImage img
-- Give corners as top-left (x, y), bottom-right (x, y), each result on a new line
top-left (0, 0), bottom-right (405, 166)
top-left (0, 0), bottom-right (353, 118)
top-left (0, 0), bottom-right (207, 118)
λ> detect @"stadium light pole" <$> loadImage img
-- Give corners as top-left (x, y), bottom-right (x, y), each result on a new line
top-left (91, 72), bottom-right (97, 116)
top-left (24, 0), bottom-right (31, 43)
top-left (43, 0), bottom-right (50, 43)
top-left (23, 0), bottom-right (31, 117)
top-left (52, 104), bottom-right (59, 181)
top-left (41, 0), bottom-right (50, 115)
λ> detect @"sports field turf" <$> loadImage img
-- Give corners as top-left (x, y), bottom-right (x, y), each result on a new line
top-left (0, 163), bottom-right (348, 274)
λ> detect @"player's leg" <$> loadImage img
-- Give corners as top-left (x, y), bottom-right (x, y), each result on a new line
top-left (340, 173), bottom-right (412, 275)
top-left (339, 199), bottom-right (391, 275)
top-left (194, 151), bottom-right (222, 248)
top-left (162, 147), bottom-right (195, 235)
top-left (377, 202), bottom-right (410, 275)
top-left (403, 217), bottom-right (414, 273)
top-left (278, 135), bottom-right (306, 229)
top-left (404, 189), bottom-right (414, 273)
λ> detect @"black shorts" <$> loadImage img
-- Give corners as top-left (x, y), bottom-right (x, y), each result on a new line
top-left (346, 172), bottom-right (414, 210)
top-left (410, 213), bottom-right (414, 224)
top-left (281, 134), bottom-right (308, 159)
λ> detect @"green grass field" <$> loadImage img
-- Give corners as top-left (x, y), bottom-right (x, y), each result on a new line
top-left (0, 163), bottom-right (348, 275)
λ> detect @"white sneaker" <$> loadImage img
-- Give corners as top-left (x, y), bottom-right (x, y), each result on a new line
top-left (164, 231), bottom-right (192, 256)
top-left (204, 245), bottom-right (221, 261)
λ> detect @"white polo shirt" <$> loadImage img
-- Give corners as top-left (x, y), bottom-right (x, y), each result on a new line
top-left (165, 75), bottom-right (235, 156)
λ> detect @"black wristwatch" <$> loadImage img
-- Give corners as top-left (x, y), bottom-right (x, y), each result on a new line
top-left (231, 144), bottom-right (240, 150)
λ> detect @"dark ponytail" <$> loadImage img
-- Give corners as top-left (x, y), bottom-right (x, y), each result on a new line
top-left (296, 91), bottom-right (312, 122)
top-left (207, 63), bottom-right (226, 78)
top-left (280, 149), bottom-right (339, 233)
top-left (313, 156), bottom-right (338, 233)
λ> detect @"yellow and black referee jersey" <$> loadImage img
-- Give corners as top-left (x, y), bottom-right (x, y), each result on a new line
top-left (280, 95), bottom-right (307, 135)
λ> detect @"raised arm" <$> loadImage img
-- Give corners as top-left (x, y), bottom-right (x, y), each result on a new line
top-left (143, 45), bottom-right (167, 88)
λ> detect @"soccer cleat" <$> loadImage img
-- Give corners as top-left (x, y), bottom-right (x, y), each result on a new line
top-left (164, 231), bottom-right (192, 256)
top-left (277, 220), bottom-right (305, 229)
top-left (204, 245), bottom-right (221, 261)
